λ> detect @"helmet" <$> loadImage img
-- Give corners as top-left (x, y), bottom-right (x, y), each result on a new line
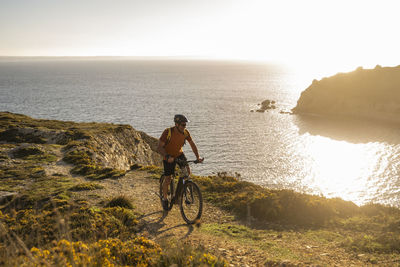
top-left (174, 114), bottom-right (188, 124)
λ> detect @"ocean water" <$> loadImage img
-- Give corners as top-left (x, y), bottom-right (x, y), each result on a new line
top-left (1, 58), bottom-right (399, 207)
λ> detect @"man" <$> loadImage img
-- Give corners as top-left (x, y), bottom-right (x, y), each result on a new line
top-left (157, 114), bottom-right (203, 210)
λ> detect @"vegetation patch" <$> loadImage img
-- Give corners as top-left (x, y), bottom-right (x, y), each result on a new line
top-left (5, 237), bottom-right (161, 267)
top-left (12, 146), bottom-right (44, 158)
top-left (69, 182), bottom-right (104, 191)
top-left (11, 146), bottom-right (58, 163)
top-left (0, 162), bottom-right (47, 193)
top-left (0, 201), bottom-right (139, 249)
top-left (0, 128), bottom-right (47, 144)
top-left (193, 174), bottom-right (360, 227)
top-left (140, 165), bottom-right (163, 175)
top-left (63, 148), bottom-right (126, 180)
top-left (105, 196), bottom-right (134, 209)
top-left (158, 239), bottom-right (228, 267)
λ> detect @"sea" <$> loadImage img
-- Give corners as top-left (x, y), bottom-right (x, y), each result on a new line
top-left (1, 57), bottom-right (399, 207)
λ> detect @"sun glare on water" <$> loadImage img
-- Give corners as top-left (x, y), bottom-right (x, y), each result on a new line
top-left (305, 136), bottom-right (385, 204)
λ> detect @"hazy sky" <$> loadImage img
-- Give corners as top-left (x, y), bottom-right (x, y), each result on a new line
top-left (1, 0), bottom-right (400, 71)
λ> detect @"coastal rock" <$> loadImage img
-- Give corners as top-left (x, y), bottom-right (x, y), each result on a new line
top-left (292, 65), bottom-right (400, 123)
top-left (0, 112), bottom-right (162, 170)
top-left (89, 125), bottom-right (162, 170)
top-left (254, 99), bottom-right (277, 112)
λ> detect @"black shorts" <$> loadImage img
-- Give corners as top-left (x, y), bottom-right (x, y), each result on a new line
top-left (163, 153), bottom-right (187, 176)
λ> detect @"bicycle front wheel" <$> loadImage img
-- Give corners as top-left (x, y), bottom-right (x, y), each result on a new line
top-left (180, 181), bottom-right (203, 224)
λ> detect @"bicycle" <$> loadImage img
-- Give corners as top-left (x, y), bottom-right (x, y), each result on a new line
top-left (158, 158), bottom-right (203, 224)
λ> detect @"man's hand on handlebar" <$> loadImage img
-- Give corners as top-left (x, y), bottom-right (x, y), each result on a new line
top-left (166, 155), bottom-right (175, 163)
top-left (196, 158), bottom-right (204, 164)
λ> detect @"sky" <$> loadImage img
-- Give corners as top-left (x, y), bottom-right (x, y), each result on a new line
top-left (1, 0), bottom-right (400, 73)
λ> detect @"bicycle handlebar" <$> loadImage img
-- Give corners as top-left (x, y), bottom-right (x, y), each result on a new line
top-left (176, 158), bottom-right (204, 165)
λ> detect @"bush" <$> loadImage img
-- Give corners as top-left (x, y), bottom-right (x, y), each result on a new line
top-left (105, 196), bottom-right (134, 209)
top-left (6, 237), bottom-right (161, 266)
top-left (195, 175), bottom-right (360, 227)
top-left (69, 182), bottom-right (104, 191)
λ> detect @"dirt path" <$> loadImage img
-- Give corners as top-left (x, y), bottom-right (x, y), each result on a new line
top-left (75, 170), bottom-right (272, 266)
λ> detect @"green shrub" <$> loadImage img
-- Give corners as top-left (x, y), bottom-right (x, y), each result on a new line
top-left (194, 175), bottom-right (360, 227)
top-left (105, 196), bottom-right (134, 209)
top-left (0, 128), bottom-right (47, 144)
top-left (69, 182), bottom-right (104, 191)
top-left (12, 146), bottom-right (58, 163)
top-left (63, 149), bottom-right (93, 165)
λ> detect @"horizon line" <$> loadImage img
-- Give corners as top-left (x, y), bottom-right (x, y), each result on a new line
top-left (0, 55), bottom-right (282, 63)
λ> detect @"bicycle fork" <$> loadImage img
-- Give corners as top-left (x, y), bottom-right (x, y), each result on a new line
top-left (180, 177), bottom-right (195, 205)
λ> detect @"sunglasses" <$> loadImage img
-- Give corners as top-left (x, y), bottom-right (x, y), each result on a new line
top-left (180, 123), bottom-right (186, 127)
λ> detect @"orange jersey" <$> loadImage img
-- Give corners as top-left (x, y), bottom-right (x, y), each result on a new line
top-left (160, 127), bottom-right (192, 158)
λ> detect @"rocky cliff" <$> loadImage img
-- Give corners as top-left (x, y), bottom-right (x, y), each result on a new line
top-left (0, 112), bottom-right (162, 171)
top-left (292, 65), bottom-right (400, 122)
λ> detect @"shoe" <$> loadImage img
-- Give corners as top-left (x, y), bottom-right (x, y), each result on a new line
top-left (162, 199), bottom-right (169, 211)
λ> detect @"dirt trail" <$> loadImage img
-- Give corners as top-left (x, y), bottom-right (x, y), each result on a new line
top-left (76, 170), bottom-right (271, 266)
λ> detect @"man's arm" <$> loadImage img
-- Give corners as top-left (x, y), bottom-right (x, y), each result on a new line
top-left (157, 140), bottom-right (167, 157)
top-left (157, 140), bottom-right (174, 163)
top-left (188, 140), bottom-right (203, 162)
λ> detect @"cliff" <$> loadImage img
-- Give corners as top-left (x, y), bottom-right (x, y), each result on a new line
top-left (0, 112), bottom-right (162, 172)
top-left (292, 65), bottom-right (400, 123)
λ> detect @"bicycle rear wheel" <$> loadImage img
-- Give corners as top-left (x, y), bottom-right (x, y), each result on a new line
top-left (159, 175), bottom-right (174, 211)
top-left (180, 181), bottom-right (202, 224)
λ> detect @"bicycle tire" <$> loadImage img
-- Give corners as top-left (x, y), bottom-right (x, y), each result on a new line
top-left (180, 181), bottom-right (203, 224)
top-left (159, 175), bottom-right (174, 211)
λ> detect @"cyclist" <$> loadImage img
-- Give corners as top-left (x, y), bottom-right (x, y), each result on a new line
top-left (157, 114), bottom-right (203, 211)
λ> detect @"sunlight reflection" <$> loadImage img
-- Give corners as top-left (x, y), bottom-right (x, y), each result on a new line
top-left (306, 136), bottom-right (385, 204)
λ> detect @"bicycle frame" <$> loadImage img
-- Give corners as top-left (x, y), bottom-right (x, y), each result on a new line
top-left (159, 158), bottom-right (203, 220)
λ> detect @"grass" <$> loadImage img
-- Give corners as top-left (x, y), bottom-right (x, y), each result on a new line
top-left (12, 146), bottom-right (58, 163)
top-left (62, 145), bottom-right (126, 180)
top-left (105, 195), bottom-right (134, 209)
top-left (69, 182), bottom-right (104, 191)
top-left (157, 239), bottom-right (228, 267)
top-left (193, 174), bottom-right (361, 227)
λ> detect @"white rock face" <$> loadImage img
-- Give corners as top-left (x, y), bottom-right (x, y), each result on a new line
top-left (90, 126), bottom-right (162, 170)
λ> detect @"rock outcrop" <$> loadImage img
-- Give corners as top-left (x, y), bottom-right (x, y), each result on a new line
top-left (292, 65), bottom-right (400, 123)
top-left (0, 112), bottom-right (162, 171)
top-left (251, 99), bottom-right (277, 113)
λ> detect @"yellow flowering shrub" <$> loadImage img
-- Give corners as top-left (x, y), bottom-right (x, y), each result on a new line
top-left (0, 202), bottom-right (139, 249)
top-left (23, 237), bottom-right (161, 266)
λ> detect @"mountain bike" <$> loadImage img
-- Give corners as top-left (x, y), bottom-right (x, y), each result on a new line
top-left (159, 158), bottom-right (203, 224)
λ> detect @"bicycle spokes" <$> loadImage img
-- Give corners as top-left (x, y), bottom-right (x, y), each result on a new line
top-left (180, 181), bottom-right (202, 224)
top-left (184, 185), bottom-right (195, 204)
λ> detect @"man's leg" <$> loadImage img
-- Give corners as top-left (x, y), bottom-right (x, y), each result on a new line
top-left (185, 165), bottom-right (191, 176)
top-left (161, 159), bottom-right (175, 210)
top-left (162, 175), bottom-right (172, 200)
